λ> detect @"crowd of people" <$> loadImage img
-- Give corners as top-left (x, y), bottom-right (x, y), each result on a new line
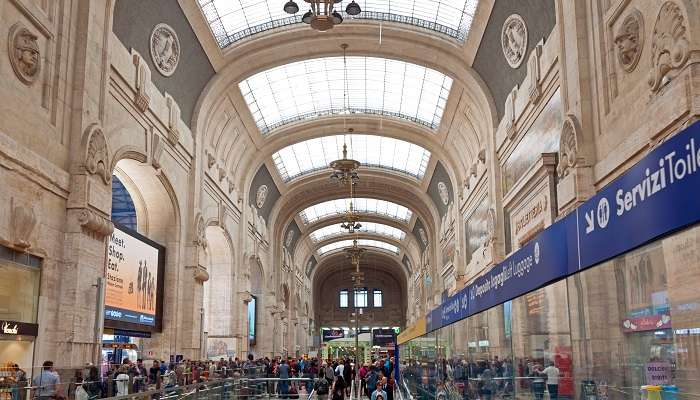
top-left (401, 356), bottom-right (561, 400)
top-left (18, 355), bottom-right (399, 400)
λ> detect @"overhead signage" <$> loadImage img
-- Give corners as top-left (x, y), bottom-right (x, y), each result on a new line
top-left (575, 122), bottom-right (700, 270)
top-left (103, 342), bottom-right (138, 350)
top-left (0, 321), bottom-right (38, 337)
top-left (372, 329), bottom-right (396, 347)
top-left (105, 224), bottom-right (165, 330)
top-left (322, 329), bottom-right (344, 341)
top-left (423, 121), bottom-right (700, 335)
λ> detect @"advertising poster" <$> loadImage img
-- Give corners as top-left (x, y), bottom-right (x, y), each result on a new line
top-left (322, 329), bottom-right (345, 341)
top-left (248, 295), bottom-right (257, 346)
top-left (105, 225), bottom-right (164, 328)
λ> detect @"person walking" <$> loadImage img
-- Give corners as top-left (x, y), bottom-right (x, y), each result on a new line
top-left (32, 361), bottom-right (62, 400)
top-left (541, 362), bottom-right (560, 400)
top-left (278, 359), bottom-right (290, 398)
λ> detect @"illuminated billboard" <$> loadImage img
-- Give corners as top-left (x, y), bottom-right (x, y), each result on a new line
top-left (105, 224), bottom-right (165, 331)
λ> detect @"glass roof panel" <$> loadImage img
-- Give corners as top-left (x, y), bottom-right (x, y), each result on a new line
top-left (272, 134), bottom-right (431, 181)
top-left (310, 222), bottom-right (406, 242)
top-left (299, 198), bottom-right (412, 224)
top-left (239, 56), bottom-right (453, 134)
top-left (197, 0), bottom-right (479, 48)
top-left (318, 239), bottom-right (399, 255)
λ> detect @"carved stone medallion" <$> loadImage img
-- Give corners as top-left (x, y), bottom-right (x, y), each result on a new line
top-left (648, 1), bottom-right (689, 92)
top-left (501, 14), bottom-right (528, 69)
top-left (437, 182), bottom-right (449, 206)
top-left (614, 10), bottom-right (644, 73)
top-left (8, 23), bottom-right (41, 85)
top-left (150, 23), bottom-right (180, 77)
top-left (256, 185), bottom-right (268, 209)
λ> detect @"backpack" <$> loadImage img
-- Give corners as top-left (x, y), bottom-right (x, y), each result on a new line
top-left (315, 380), bottom-right (329, 395)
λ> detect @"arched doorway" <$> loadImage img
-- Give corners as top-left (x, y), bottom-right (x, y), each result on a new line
top-left (202, 226), bottom-right (235, 360)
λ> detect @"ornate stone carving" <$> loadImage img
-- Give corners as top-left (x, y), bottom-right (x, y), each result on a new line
top-left (78, 208), bottom-right (114, 238)
top-left (470, 163), bottom-right (478, 178)
top-left (194, 213), bottom-right (207, 249)
top-left (557, 115), bottom-right (582, 178)
top-left (8, 23), bottom-right (41, 85)
top-left (485, 208), bottom-right (497, 247)
top-left (478, 148), bottom-right (486, 164)
top-left (501, 14), bottom-right (528, 69)
top-left (151, 133), bottom-right (164, 169)
top-left (149, 23), bottom-right (180, 77)
top-left (648, 1), bottom-right (689, 92)
top-left (84, 124), bottom-right (111, 184)
top-left (226, 177), bottom-right (235, 194)
top-left (614, 10), bottom-right (644, 73)
top-left (256, 185), bottom-right (268, 209)
top-left (206, 151), bottom-right (216, 168)
top-left (218, 165), bottom-right (227, 182)
top-left (11, 199), bottom-right (37, 250)
top-left (505, 87), bottom-right (518, 138)
top-left (418, 228), bottom-right (429, 247)
top-left (192, 265), bottom-right (209, 283)
top-left (437, 182), bottom-right (449, 206)
top-left (527, 41), bottom-right (543, 103)
top-left (285, 230), bottom-right (295, 248)
top-left (132, 50), bottom-right (151, 112)
top-left (165, 93), bottom-right (180, 145)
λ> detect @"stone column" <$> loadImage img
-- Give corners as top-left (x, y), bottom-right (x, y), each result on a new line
top-left (55, 0), bottom-right (116, 367)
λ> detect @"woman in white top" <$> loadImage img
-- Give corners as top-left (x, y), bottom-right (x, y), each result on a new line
top-left (115, 366), bottom-right (130, 397)
top-left (541, 363), bottom-right (560, 400)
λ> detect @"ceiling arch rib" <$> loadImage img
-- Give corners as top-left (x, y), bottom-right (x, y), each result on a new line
top-left (309, 221), bottom-right (406, 243)
top-left (318, 239), bottom-right (399, 256)
top-left (239, 56), bottom-right (453, 135)
top-left (273, 134), bottom-right (431, 182)
top-left (299, 198), bottom-right (412, 225)
top-left (197, 0), bottom-right (479, 48)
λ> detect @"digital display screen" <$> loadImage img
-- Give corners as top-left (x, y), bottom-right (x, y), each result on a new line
top-left (248, 295), bottom-right (257, 346)
top-left (105, 225), bottom-right (164, 330)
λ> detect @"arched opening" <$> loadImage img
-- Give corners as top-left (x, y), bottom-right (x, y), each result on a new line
top-left (248, 258), bottom-right (264, 354)
top-left (202, 226), bottom-right (235, 360)
top-left (108, 158), bottom-right (179, 361)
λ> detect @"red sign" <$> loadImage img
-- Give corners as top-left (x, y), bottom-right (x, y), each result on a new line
top-left (622, 314), bottom-right (671, 332)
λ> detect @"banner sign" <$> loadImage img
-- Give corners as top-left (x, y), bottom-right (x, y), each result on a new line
top-left (105, 225), bottom-right (165, 329)
top-left (645, 362), bottom-right (672, 385)
top-left (322, 329), bottom-right (345, 341)
top-left (575, 122), bottom-right (700, 270)
top-left (423, 121), bottom-right (700, 335)
top-left (372, 329), bottom-right (396, 347)
top-left (622, 314), bottom-right (672, 333)
top-left (0, 320), bottom-right (38, 337)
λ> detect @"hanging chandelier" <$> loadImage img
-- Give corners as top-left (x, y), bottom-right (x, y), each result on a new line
top-left (330, 44), bottom-right (360, 187)
top-left (345, 239), bottom-right (366, 284)
top-left (284, 0), bottom-right (362, 32)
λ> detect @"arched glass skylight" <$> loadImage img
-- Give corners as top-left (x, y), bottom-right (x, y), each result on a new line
top-left (197, 1), bottom-right (479, 48)
top-left (239, 56), bottom-right (453, 134)
top-left (318, 239), bottom-right (399, 255)
top-left (310, 222), bottom-right (406, 243)
top-left (273, 135), bottom-right (431, 182)
top-left (299, 198), bottom-right (412, 224)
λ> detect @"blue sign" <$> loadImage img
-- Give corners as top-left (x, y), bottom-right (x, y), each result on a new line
top-left (575, 121), bottom-right (700, 270)
top-left (467, 215), bottom-right (573, 317)
top-left (419, 121), bottom-right (700, 334)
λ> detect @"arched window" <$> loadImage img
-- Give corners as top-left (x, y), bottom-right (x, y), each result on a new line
top-left (111, 175), bottom-right (137, 230)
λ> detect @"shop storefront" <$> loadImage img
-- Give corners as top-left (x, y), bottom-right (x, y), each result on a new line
top-left (398, 122), bottom-right (700, 399)
top-left (0, 246), bottom-right (41, 378)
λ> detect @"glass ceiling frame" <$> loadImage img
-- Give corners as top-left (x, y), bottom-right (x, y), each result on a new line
top-left (273, 134), bottom-right (431, 182)
top-left (318, 239), bottom-right (399, 255)
top-left (197, 1), bottom-right (479, 48)
top-left (299, 198), bottom-right (412, 225)
top-left (310, 222), bottom-right (406, 243)
top-left (239, 56), bottom-right (453, 134)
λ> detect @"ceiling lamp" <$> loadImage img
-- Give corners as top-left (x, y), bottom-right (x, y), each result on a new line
top-left (339, 201), bottom-right (362, 233)
top-left (329, 143), bottom-right (360, 186)
top-left (283, 0), bottom-right (361, 32)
